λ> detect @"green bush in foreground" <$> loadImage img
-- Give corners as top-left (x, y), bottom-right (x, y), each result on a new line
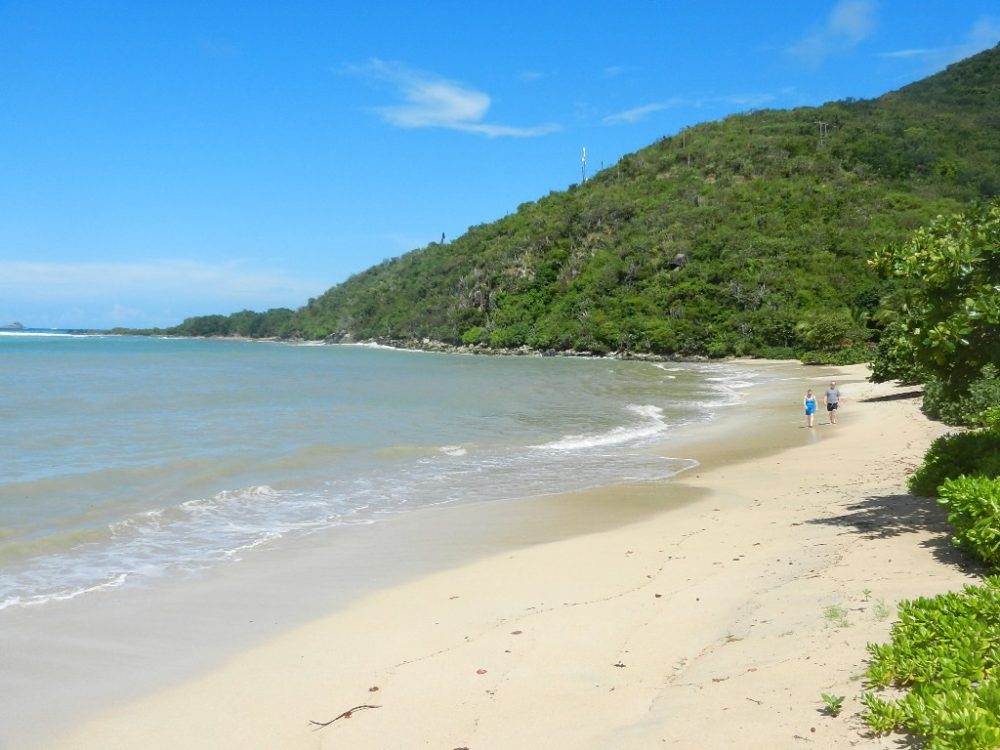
top-left (862, 578), bottom-right (1000, 749)
top-left (938, 476), bottom-right (1000, 567)
top-left (908, 430), bottom-right (1000, 497)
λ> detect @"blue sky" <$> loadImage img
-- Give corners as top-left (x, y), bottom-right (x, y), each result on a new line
top-left (1, 1), bottom-right (998, 329)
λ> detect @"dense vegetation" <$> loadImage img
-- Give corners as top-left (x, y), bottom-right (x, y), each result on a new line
top-left (856, 196), bottom-right (1000, 746)
top-left (110, 307), bottom-right (295, 339)
top-left (127, 44), bottom-right (1000, 361)
top-left (870, 198), bottom-right (1000, 424)
top-left (909, 428), bottom-right (1000, 498)
top-left (939, 476), bottom-right (1000, 568)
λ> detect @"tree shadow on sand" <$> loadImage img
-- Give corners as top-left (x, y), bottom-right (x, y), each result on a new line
top-left (808, 492), bottom-right (984, 573)
top-left (859, 389), bottom-right (923, 403)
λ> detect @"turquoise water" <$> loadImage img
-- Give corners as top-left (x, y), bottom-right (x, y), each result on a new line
top-left (0, 333), bottom-right (768, 610)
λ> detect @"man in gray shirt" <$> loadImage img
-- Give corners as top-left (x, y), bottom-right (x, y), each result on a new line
top-left (824, 381), bottom-right (841, 424)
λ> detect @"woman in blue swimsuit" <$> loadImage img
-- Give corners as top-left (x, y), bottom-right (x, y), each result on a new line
top-left (804, 389), bottom-right (817, 428)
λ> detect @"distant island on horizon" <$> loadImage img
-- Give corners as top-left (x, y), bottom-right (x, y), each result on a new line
top-left (0, 324), bottom-right (107, 335)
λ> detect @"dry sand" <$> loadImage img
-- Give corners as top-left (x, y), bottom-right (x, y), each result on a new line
top-left (47, 364), bottom-right (980, 749)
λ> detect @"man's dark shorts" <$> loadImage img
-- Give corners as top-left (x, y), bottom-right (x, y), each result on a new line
top-left (827, 403), bottom-right (839, 411)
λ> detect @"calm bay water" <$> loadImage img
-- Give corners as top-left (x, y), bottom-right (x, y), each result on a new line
top-left (0, 333), bottom-right (769, 611)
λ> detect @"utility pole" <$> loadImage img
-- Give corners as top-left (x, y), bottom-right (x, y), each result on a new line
top-left (815, 121), bottom-right (829, 143)
top-left (581, 147), bottom-right (587, 183)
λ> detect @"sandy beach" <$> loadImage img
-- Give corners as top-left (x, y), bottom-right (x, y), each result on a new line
top-left (44, 363), bottom-right (979, 750)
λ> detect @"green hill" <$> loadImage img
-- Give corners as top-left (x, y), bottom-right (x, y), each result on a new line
top-left (150, 44), bottom-right (1000, 359)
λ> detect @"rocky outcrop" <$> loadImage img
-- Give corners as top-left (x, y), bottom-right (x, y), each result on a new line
top-left (322, 332), bottom-right (693, 361)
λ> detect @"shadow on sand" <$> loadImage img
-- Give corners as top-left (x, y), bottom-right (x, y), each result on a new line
top-left (808, 492), bottom-right (984, 573)
top-left (859, 389), bottom-right (923, 404)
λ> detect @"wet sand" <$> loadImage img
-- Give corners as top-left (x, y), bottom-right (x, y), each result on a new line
top-left (20, 362), bottom-right (977, 749)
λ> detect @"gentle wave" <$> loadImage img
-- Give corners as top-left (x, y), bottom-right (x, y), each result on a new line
top-left (0, 447), bottom-right (696, 610)
top-left (535, 404), bottom-right (671, 451)
top-left (2, 573), bottom-right (131, 610)
top-left (0, 483), bottom-right (371, 611)
top-left (337, 341), bottom-right (434, 354)
top-left (692, 365), bottom-right (771, 409)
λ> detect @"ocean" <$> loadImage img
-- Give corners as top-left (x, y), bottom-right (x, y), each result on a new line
top-left (0, 332), bottom-right (771, 613)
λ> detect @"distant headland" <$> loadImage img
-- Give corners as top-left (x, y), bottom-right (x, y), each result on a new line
top-left (1, 322), bottom-right (25, 330)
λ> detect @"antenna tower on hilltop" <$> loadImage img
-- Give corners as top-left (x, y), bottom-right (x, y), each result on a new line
top-left (581, 147), bottom-right (587, 183)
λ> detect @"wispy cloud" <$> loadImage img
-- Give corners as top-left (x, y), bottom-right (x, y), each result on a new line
top-left (0, 260), bottom-right (320, 308)
top-left (603, 65), bottom-right (630, 79)
top-left (875, 48), bottom-right (936, 59)
top-left (787, 0), bottom-right (877, 65)
top-left (603, 102), bottom-right (675, 125)
top-left (602, 93), bottom-right (777, 125)
top-left (726, 92), bottom-right (780, 108)
top-left (349, 59), bottom-right (559, 138)
top-left (952, 16), bottom-right (1000, 62)
top-left (875, 16), bottom-right (999, 69)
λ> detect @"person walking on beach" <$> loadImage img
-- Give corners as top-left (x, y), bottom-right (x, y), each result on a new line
top-left (824, 381), bottom-right (841, 424)
top-left (804, 388), bottom-right (817, 428)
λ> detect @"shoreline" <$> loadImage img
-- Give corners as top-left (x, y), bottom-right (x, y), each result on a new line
top-left (2, 357), bottom-right (802, 749)
top-left (2, 358), bottom-right (802, 749)
top-left (96, 326), bottom-right (834, 367)
top-left (31, 363), bottom-right (977, 749)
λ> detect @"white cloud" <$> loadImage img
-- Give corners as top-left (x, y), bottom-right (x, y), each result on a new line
top-left (876, 48), bottom-right (936, 59)
top-left (951, 16), bottom-right (1000, 63)
top-left (351, 59), bottom-right (559, 138)
top-left (788, 0), bottom-right (877, 65)
top-left (875, 16), bottom-right (999, 69)
top-left (603, 101), bottom-right (676, 125)
top-left (0, 259), bottom-right (321, 327)
top-left (828, 0), bottom-right (876, 43)
top-left (0, 259), bottom-right (316, 299)
top-left (726, 92), bottom-right (779, 108)
top-left (603, 93), bottom-right (777, 125)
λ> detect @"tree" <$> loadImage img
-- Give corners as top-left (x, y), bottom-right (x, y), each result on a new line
top-left (869, 198), bottom-right (1000, 397)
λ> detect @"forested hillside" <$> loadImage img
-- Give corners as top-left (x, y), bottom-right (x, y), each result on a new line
top-left (143, 44), bottom-right (1000, 359)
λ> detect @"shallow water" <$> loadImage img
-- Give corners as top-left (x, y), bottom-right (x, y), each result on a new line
top-left (1, 334), bottom-right (777, 610)
top-left (1, 334), bottom-right (812, 749)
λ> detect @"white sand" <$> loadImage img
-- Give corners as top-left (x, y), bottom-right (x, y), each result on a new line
top-left (47, 365), bottom-right (978, 749)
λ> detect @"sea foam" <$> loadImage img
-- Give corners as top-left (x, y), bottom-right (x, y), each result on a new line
top-left (535, 404), bottom-right (670, 451)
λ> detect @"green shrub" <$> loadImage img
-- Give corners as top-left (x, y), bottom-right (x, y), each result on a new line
top-left (923, 368), bottom-right (1000, 427)
top-left (799, 345), bottom-right (870, 366)
top-left (938, 476), bottom-right (1000, 567)
top-left (820, 693), bottom-right (845, 717)
top-left (460, 326), bottom-right (488, 345)
top-left (980, 406), bottom-right (1000, 432)
top-left (862, 578), bottom-right (1000, 749)
top-left (965, 373), bottom-right (1000, 427)
top-left (908, 431), bottom-right (1000, 497)
top-left (752, 345), bottom-right (798, 360)
top-left (868, 321), bottom-right (927, 384)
